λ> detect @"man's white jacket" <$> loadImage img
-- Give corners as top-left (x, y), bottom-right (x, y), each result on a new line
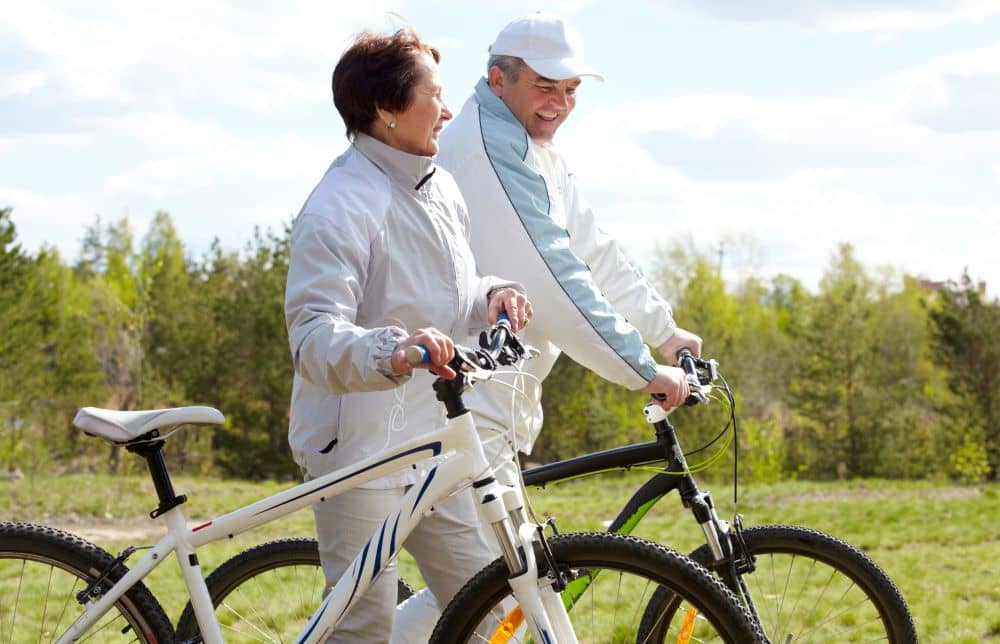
top-left (437, 79), bottom-right (677, 454)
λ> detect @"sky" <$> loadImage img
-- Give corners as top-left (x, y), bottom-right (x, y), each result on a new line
top-left (2, 0), bottom-right (999, 295)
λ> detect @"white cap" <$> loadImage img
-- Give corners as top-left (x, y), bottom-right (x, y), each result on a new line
top-left (489, 12), bottom-right (604, 82)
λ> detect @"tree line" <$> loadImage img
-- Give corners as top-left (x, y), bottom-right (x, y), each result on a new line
top-left (1, 208), bottom-right (997, 483)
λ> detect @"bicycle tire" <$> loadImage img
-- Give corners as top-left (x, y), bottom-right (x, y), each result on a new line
top-left (0, 521), bottom-right (174, 643)
top-left (638, 524), bottom-right (918, 643)
top-left (429, 531), bottom-right (765, 643)
top-left (175, 537), bottom-right (415, 641)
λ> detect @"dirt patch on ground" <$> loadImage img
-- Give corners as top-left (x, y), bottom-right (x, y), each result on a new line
top-left (769, 485), bottom-right (981, 505)
top-left (49, 518), bottom-right (173, 544)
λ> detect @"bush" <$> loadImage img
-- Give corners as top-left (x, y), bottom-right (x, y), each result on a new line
top-left (739, 414), bottom-right (788, 483)
top-left (949, 439), bottom-right (990, 485)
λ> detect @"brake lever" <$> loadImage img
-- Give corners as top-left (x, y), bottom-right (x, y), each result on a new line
top-left (685, 383), bottom-right (711, 406)
top-left (497, 334), bottom-right (527, 366)
top-left (455, 346), bottom-right (494, 372)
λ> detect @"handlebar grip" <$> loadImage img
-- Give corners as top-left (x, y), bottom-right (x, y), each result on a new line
top-left (404, 345), bottom-right (431, 366)
top-left (676, 348), bottom-right (697, 376)
top-left (497, 310), bottom-right (510, 326)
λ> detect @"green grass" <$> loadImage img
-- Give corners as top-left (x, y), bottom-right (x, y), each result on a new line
top-left (3, 474), bottom-right (999, 641)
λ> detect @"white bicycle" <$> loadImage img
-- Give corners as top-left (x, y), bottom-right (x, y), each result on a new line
top-left (0, 318), bottom-right (763, 643)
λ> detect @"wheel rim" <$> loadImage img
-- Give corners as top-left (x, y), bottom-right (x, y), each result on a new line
top-left (0, 553), bottom-right (149, 643)
top-left (743, 550), bottom-right (891, 642)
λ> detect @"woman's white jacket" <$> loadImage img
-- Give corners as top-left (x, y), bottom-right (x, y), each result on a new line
top-left (285, 134), bottom-right (520, 487)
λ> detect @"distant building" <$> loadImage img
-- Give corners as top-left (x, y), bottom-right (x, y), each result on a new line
top-left (917, 277), bottom-right (987, 295)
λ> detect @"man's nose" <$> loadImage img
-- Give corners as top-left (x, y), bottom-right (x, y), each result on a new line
top-left (548, 90), bottom-right (569, 111)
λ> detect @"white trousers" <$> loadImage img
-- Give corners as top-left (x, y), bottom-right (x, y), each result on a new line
top-left (313, 483), bottom-right (494, 643)
top-left (390, 455), bottom-right (519, 644)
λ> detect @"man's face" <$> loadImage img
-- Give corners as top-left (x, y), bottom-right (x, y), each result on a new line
top-left (489, 65), bottom-right (581, 143)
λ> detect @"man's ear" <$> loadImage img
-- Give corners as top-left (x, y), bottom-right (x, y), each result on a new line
top-left (487, 66), bottom-right (505, 97)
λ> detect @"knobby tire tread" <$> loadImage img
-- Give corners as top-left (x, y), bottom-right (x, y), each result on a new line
top-left (429, 531), bottom-right (765, 643)
top-left (0, 521), bottom-right (174, 643)
top-left (638, 524), bottom-right (917, 643)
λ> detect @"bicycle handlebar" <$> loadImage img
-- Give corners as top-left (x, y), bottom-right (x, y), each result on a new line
top-left (677, 348), bottom-right (698, 376)
top-left (650, 348), bottom-right (717, 407)
top-left (404, 312), bottom-right (526, 382)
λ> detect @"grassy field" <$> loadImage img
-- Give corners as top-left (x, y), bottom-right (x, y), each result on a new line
top-left (3, 472), bottom-right (999, 641)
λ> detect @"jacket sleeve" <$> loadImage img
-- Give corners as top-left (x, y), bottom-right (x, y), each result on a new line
top-left (452, 111), bottom-right (658, 391)
top-left (563, 170), bottom-right (677, 349)
top-left (285, 211), bottom-right (409, 395)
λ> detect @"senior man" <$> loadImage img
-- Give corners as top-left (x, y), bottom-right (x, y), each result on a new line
top-left (391, 12), bottom-right (702, 640)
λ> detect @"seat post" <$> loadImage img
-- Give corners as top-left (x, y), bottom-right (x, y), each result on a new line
top-left (126, 430), bottom-right (187, 519)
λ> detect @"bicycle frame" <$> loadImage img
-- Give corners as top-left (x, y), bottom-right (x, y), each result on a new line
top-left (60, 410), bottom-right (572, 643)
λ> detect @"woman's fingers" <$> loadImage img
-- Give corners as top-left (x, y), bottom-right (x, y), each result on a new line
top-left (488, 288), bottom-right (533, 332)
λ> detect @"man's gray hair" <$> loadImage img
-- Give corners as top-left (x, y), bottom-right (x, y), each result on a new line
top-left (488, 54), bottom-right (526, 81)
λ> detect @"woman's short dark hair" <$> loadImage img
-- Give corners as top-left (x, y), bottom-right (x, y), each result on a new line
top-left (332, 27), bottom-right (440, 138)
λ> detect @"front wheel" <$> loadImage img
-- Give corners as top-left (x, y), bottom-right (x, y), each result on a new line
top-left (0, 521), bottom-right (174, 643)
top-left (430, 531), bottom-right (765, 643)
top-left (639, 525), bottom-right (918, 643)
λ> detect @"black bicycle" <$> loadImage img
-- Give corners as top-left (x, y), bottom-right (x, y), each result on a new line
top-left (180, 351), bottom-right (917, 642)
top-left (524, 350), bottom-right (917, 642)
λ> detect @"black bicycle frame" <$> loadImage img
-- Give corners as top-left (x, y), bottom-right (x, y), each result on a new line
top-left (522, 412), bottom-right (753, 598)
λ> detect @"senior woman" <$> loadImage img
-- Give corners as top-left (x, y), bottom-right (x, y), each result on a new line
top-left (284, 26), bottom-right (531, 642)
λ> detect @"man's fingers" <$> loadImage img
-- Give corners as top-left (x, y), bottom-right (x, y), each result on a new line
top-left (430, 364), bottom-right (457, 379)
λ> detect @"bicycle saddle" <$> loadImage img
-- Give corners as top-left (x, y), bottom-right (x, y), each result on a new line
top-left (73, 406), bottom-right (225, 443)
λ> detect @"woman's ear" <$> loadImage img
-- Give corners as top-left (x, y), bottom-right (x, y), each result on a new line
top-left (375, 107), bottom-right (397, 131)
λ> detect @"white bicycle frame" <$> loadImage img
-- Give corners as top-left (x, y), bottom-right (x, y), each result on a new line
top-left (57, 409), bottom-right (576, 643)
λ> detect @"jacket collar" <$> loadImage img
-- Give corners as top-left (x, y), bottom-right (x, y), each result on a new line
top-left (353, 133), bottom-right (436, 190)
top-left (474, 77), bottom-right (524, 130)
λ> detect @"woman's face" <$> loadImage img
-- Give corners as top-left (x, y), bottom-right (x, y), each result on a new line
top-left (381, 52), bottom-right (452, 157)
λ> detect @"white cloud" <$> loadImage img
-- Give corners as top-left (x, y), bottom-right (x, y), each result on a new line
top-left (0, 1), bottom-right (390, 258)
top-left (558, 75), bottom-right (1000, 291)
top-left (898, 44), bottom-right (1000, 132)
top-left (0, 70), bottom-right (46, 98)
top-left (3, 1), bottom-right (998, 298)
top-left (0, 1), bottom-right (387, 114)
top-left (659, 0), bottom-right (1000, 31)
top-left (0, 188), bottom-right (92, 258)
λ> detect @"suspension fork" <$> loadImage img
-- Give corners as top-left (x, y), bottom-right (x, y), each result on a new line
top-left (651, 415), bottom-right (764, 624)
top-left (651, 414), bottom-right (733, 563)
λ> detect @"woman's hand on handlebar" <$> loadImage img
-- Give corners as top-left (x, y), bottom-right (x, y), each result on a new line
top-left (487, 287), bottom-right (532, 332)
top-left (642, 364), bottom-right (691, 410)
top-left (391, 328), bottom-right (457, 379)
top-left (657, 327), bottom-right (702, 366)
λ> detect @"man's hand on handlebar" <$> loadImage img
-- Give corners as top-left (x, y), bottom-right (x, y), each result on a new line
top-left (642, 365), bottom-right (691, 410)
top-left (487, 288), bottom-right (532, 332)
top-left (657, 327), bottom-right (702, 366)
top-left (391, 328), bottom-right (457, 379)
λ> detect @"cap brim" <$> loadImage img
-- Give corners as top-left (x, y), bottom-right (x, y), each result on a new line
top-left (522, 57), bottom-right (604, 82)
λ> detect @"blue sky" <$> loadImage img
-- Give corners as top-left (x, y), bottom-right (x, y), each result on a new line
top-left (2, 1), bottom-right (998, 294)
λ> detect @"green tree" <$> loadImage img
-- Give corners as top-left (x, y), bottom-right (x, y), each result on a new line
top-left (790, 244), bottom-right (879, 477)
top-left (137, 212), bottom-right (214, 469)
top-left (928, 273), bottom-right (1000, 480)
top-left (0, 209), bottom-right (44, 474)
top-left (865, 274), bottom-right (947, 477)
top-left (211, 225), bottom-right (296, 479)
top-left (30, 247), bottom-right (107, 473)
